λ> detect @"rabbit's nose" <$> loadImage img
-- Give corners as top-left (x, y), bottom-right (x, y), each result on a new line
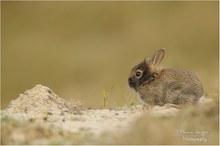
top-left (128, 78), bottom-right (134, 87)
top-left (128, 78), bottom-right (132, 83)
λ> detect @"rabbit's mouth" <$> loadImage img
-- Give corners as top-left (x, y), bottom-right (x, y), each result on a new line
top-left (128, 77), bottom-right (140, 91)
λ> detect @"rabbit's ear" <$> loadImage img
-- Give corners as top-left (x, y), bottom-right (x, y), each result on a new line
top-left (151, 48), bottom-right (165, 66)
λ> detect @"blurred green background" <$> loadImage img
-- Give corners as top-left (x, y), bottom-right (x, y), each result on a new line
top-left (1, 1), bottom-right (218, 109)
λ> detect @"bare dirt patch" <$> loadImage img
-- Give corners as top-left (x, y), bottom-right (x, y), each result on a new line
top-left (1, 85), bottom-right (216, 145)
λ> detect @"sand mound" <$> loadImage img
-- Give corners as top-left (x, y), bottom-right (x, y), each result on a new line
top-left (3, 84), bottom-right (81, 115)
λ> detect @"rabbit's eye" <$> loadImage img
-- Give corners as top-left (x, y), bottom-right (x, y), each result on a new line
top-left (135, 70), bottom-right (143, 78)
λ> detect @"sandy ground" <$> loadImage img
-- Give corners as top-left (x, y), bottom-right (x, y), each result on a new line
top-left (1, 85), bottom-right (212, 143)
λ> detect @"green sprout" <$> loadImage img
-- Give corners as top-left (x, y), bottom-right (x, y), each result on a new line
top-left (102, 89), bottom-right (110, 108)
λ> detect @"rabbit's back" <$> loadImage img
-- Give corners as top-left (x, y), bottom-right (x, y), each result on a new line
top-left (138, 68), bottom-right (203, 105)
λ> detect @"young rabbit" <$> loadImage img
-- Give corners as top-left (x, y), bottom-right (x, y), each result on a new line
top-left (128, 48), bottom-right (203, 105)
